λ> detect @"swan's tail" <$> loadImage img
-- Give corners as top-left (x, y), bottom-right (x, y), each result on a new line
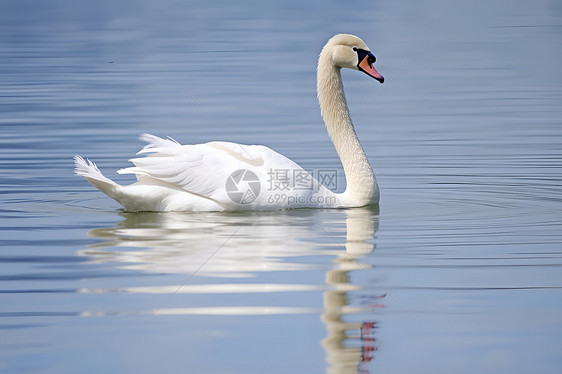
top-left (74, 155), bottom-right (119, 195)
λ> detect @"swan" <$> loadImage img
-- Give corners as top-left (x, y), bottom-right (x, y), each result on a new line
top-left (74, 34), bottom-right (384, 212)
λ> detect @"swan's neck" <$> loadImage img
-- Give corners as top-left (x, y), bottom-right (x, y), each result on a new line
top-left (317, 52), bottom-right (378, 205)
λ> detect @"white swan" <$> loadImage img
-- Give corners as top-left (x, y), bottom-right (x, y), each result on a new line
top-left (74, 34), bottom-right (384, 212)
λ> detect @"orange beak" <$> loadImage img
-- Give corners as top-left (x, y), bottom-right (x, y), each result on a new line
top-left (356, 49), bottom-right (384, 83)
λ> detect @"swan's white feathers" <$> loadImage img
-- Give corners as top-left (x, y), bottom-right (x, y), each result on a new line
top-left (136, 133), bottom-right (181, 155)
top-left (73, 155), bottom-right (115, 186)
top-left (117, 134), bottom-right (299, 201)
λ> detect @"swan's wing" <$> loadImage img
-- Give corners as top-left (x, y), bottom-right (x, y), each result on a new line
top-left (117, 134), bottom-right (301, 201)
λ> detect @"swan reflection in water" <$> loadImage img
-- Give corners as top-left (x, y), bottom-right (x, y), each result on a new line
top-left (81, 207), bottom-right (383, 373)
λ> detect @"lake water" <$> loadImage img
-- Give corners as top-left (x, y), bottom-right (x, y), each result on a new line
top-left (1, 0), bottom-right (562, 373)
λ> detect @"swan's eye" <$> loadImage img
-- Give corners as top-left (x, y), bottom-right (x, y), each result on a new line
top-left (353, 47), bottom-right (376, 66)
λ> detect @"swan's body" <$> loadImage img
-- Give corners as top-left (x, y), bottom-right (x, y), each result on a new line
top-left (74, 34), bottom-right (384, 212)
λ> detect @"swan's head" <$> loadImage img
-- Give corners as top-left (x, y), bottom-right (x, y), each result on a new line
top-left (324, 34), bottom-right (384, 83)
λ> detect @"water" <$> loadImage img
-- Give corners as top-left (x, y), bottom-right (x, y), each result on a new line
top-left (1, 0), bottom-right (562, 373)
